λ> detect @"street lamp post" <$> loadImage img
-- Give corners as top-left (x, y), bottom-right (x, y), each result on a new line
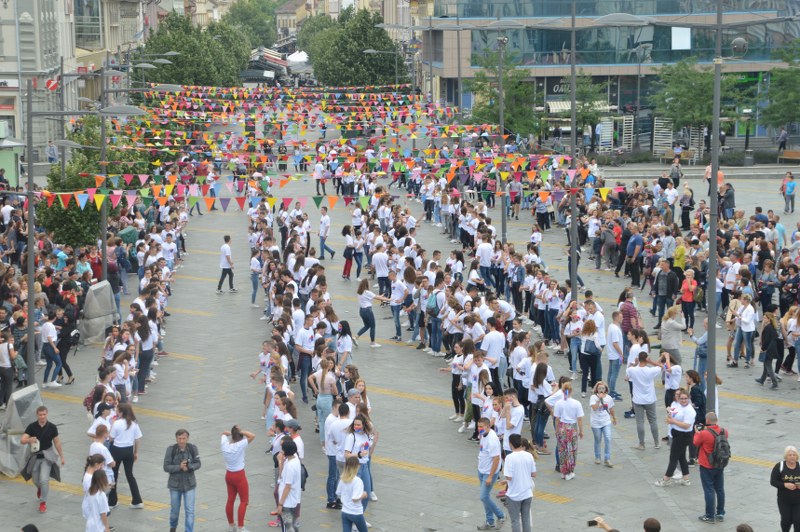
top-left (498, 35), bottom-right (508, 244)
top-left (437, 21), bottom-right (475, 123)
top-left (569, 0), bottom-right (579, 306)
top-left (363, 49), bottom-right (399, 87)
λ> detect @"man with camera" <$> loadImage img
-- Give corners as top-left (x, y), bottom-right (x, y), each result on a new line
top-left (163, 428), bottom-right (202, 532)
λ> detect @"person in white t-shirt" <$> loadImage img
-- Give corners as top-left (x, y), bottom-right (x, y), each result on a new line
top-left (276, 438), bottom-right (302, 531)
top-left (654, 389), bottom-right (696, 488)
top-left (605, 311), bottom-right (625, 400)
top-left (318, 206), bottom-right (336, 260)
top-left (589, 381), bottom-right (617, 467)
top-left (626, 351), bottom-right (664, 449)
top-left (221, 425), bottom-right (255, 531)
top-left (503, 433), bottom-right (537, 532)
top-left (216, 235), bottom-right (237, 293)
top-left (336, 455), bottom-right (369, 531)
top-left (476, 417), bottom-right (506, 529)
top-left (553, 382), bottom-right (584, 480)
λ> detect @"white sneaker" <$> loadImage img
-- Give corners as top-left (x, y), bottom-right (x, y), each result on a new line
top-left (454, 415), bottom-right (464, 422)
top-left (40, 382), bottom-right (48, 388)
top-left (570, 372), bottom-right (577, 380)
top-left (152, 360), bottom-right (159, 366)
top-left (458, 424), bottom-right (467, 433)
top-left (424, 347), bottom-right (433, 354)
top-left (370, 343), bottom-right (381, 348)
top-left (565, 473), bottom-right (575, 480)
top-left (251, 304), bottom-right (259, 308)
top-left (132, 395), bottom-right (138, 403)
top-left (370, 491), bottom-right (378, 501)
top-left (448, 414), bottom-right (459, 420)
top-left (366, 522), bottom-right (372, 528)
top-left (35, 361), bottom-right (47, 366)
top-left (48, 381), bottom-right (62, 388)
top-left (433, 352), bottom-right (445, 357)
top-left (260, 316), bottom-right (269, 321)
top-left (467, 421), bottom-right (475, 429)
top-left (406, 339), bottom-right (415, 344)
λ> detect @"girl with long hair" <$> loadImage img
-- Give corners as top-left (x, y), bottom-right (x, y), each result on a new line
top-left (221, 425), bottom-right (256, 531)
top-left (336, 455), bottom-right (369, 532)
top-left (355, 278), bottom-right (390, 347)
top-left (337, 320), bottom-right (354, 367)
top-left (342, 225), bottom-right (355, 281)
top-left (108, 403), bottom-right (142, 509)
top-left (309, 358), bottom-right (338, 443)
top-left (82, 468), bottom-right (111, 532)
top-left (553, 381), bottom-right (584, 480)
top-left (344, 415), bottom-right (376, 513)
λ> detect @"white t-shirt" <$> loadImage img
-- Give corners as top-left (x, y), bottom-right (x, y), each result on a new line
top-left (476, 242), bottom-right (493, 267)
top-left (482, 330), bottom-right (505, 365)
top-left (89, 441), bottom-right (115, 485)
top-left (219, 243), bottom-right (232, 269)
top-left (319, 214), bottom-right (331, 238)
top-left (358, 290), bottom-right (377, 308)
top-left (329, 418), bottom-right (351, 463)
top-left (372, 252), bottom-right (389, 277)
top-left (589, 394), bottom-right (615, 428)
top-left (278, 456), bottom-right (302, 508)
top-left (82, 490), bottom-right (110, 532)
top-left (554, 397), bottom-right (584, 424)
top-left (109, 419), bottom-right (142, 448)
top-left (503, 450), bottom-right (536, 502)
top-left (336, 476), bottom-right (365, 515)
top-left (667, 401), bottom-right (697, 433)
top-left (664, 364), bottom-right (683, 390)
top-left (477, 429), bottom-right (502, 475)
top-left (606, 323), bottom-right (623, 361)
top-left (344, 432), bottom-right (371, 464)
top-left (221, 435), bottom-right (248, 471)
top-left (503, 404), bottom-right (525, 452)
top-left (626, 365), bottom-right (662, 405)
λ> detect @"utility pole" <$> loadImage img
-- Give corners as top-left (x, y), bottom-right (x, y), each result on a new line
top-left (569, 0), bottom-right (579, 306)
top-left (25, 79), bottom-right (35, 373)
top-left (100, 54), bottom-right (108, 281)
top-left (498, 35), bottom-right (508, 244)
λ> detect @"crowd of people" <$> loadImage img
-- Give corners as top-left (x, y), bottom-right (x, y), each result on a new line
top-left (7, 125), bottom-right (800, 532)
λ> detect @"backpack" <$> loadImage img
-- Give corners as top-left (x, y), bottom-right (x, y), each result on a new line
top-left (426, 290), bottom-right (441, 318)
top-left (706, 427), bottom-right (731, 469)
top-left (83, 384), bottom-right (103, 412)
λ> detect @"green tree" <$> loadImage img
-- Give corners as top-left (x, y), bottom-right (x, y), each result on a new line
top-left (571, 71), bottom-right (607, 132)
top-left (297, 14), bottom-right (335, 55)
top-left (761, 39), bottom-right (800, 128)
top-left (38, 117), bottom-right (147, 246)
top-left (306, 9), bottom-right (407, 86)
top-left (650, 57), bottom-right (744, 129)
top-left (464, 48), bottom-right (538, 137)
top-left (221, 0), bottom-right (278, 48)
top-left (141, 13), bottom-right (249, 87)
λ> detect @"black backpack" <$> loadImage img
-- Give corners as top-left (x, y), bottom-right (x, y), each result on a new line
top-left (706, 427), bottom-right (731, 469)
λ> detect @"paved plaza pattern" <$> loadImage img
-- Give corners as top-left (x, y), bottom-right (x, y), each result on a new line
top-left (2, 174), bottom-right (799, 531)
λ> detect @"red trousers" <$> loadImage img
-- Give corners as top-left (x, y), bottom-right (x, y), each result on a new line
top-left (225, 469), bottom-right (249, 527)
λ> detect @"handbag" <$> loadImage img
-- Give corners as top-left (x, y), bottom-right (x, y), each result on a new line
top-left (301, 463), bottom-right (309, 491)
top-left (343, 247), bottom-right (354, 259)
top-left (584, 339), bottom-right (602, 357)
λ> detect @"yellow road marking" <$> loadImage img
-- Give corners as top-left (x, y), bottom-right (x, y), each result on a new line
top-left (168, 307), bottom-right (214, 317)
top-left (167, 352), bottom-right (207, 361)
top-left (731, 455), bottom-right (774, 468)
top-left (719, 390), bottom-right (800, 409)
top-left (0, 475), bottom-right (169, 510)
top-left (369, 385), bottom-right (451, 407)
top-left (372, 456), bottom-right (572, 504)
top-left (186, 249), bottom-right (218, 256)
top-left (175, 274), bottom-right (218, 282)
top-left (190, 227), bottom-right (229, 233)
top-left (41, 391), bottom-right (191, 422)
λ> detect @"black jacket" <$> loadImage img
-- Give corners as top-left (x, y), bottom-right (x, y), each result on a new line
top-left (653, 269), bottom-right (680, 299)
top-left (163, 443), bottom-right (201, 491)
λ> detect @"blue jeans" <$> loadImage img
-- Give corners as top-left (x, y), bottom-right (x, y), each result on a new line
top-left (357, 307), bottom-right (376, 342)
top-left (569, 337), bottom-right (581, 372)
top-left (299, 355), bottom-right (312, 401)
top-left (341, 512), bottom-right (368, 532)
top-left (42, 344), bottom-right (61, 383)
top-left (320, 236), bottom-right (335, 259)
top-left (607, 359), bottom-right (621, 396)
top-left (250, 272), bottom-right (259, 304)
top-left (429, 317), bottom-right (443, 352)
top-left (592, 424), bottom-right (612, 461)
top-left (354, 252), bottom-right (363, 277)
top-left (733, 329), bottom-right (754, 363)
top-left (546, 309), bottom-right (560, 343)
top-left (480, 266), bottom-right (494, 290)
top-left (317, 394), bottom-right (333, 443)
top-left (533, 409), bottom-right (550, 447)
top-left (358, 462), bottom-right (372, 510)
top-left (478, 471), bottom-right (505, 525)
top-left (137, 348), bottom-right (154, 393)
top-left (699, 466), bottom-right (725, 518)
top-left (410, 309), bottom-right (421, 342)
top-left (326, 455), bottom-right (339, 504)
top-left (169, 488), bottom-right (196, 532)
top-left (653, 295), bottom-right (669, 325)
top-left (390, 305), bottom-right (402, 338)
top-left (696, 356), bottom-right (707, 391)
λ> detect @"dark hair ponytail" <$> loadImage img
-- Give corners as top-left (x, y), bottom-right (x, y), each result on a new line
top-left (231, 425), bottom-right (243, 442)
top-left (84, 453), bottom-right (105, 472)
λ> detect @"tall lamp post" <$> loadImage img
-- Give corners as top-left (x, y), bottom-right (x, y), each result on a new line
top-left (437, 21), bottom-right (475, 122)
top-left (24, 80), bottom-right (146, 373)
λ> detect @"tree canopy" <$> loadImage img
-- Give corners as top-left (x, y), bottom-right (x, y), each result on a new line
top-left (221, 0), bottom-right (278, 49)
top-left (303, 9), bottom-right (407, 87)
top-left (571, 71), bottom-right (608, 131)
top-left (141, 13), bottom-right (250, 87)
top-left (465, 48), bottom-right (538, 137)
top-left (762, 39), bottom-right (800, 127)
top-left (650, 57), bottom-right (746, 130)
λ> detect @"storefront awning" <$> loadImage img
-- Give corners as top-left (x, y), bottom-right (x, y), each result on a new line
top-left (546, 100), bottom-right (615, 113)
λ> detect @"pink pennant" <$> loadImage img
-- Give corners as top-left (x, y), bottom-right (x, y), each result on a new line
top-left (138, 174), bottom-right (149, 185)
top-left (109, 194), bottom-right (122, 208)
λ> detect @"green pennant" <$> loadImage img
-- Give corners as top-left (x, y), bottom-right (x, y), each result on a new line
top-left (260, 180), bottom-right (270, 192)
top-left (481, 191), bottom-right (492, 201)
top-left (99, 188), bottom-right (110, 195)
top-left (358, 195), bottom-right (370, 211)
top-left (188, 196), bottom-right (199, 208)
top-left (312, 196), bottom-right (324, 208)
top-left (139, 188), bottom-right (150, 197)
top-left (153, 175), bottom-right (163, 185)
top-left (142, 196), bottom-right (154, 207)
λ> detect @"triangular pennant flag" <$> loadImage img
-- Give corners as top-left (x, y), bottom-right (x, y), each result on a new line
top-left (235, 196), bottom-right (247, 210)
top-left (94, 194), bottom-right (106, 210)
top-left (46, 193), bottom-right (56, 208)
top-left (297, 197), bottom-right (308, 209)
top-left (327, 196), bottom-right (338, 209)
top-left (138, 174), bottom-right (149, 185)
top-left (76, 193), bottom-right (90, 210)
top-left (219, 197), bottom-right (231, 212)
top-left (312, 196), bottom-right (324, 208)
top-left (95, 175), bottom-right (106, 187)
top-left (188, 196), bottom-right (200, 208)
top-left (567, 169), bottom-right (577, 185)
top-left (584, 188), bottom-right (595, 203)
top-left (109, 194), bottom-right (122, 208)
top-left (157, 196), bottom-right (169, 206)
top-left (282, 198), bottom-right (293, 209)
top-left (358, 196), bottom-right (369, 210)
top-left (58, 193), bottom-right (72, 208)
top-left (599, 187), bottom-right (611, 201)
top-left (204, 197), bottom-right (215, 210)
top-left (343, 196), bottom-right (354, 206)
top-left (266, 197), bottom-right (277, 209)
top-left (538, 191), bottom-right (550, 201)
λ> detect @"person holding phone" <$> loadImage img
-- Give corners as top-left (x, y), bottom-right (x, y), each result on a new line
top-left (163, 429), bottom-right (201, 532)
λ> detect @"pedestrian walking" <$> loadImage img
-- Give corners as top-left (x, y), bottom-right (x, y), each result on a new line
top-left (694, 412), bottom-right (728, 523)
top-left (770, 445), bottom-right (800, 532)
top-left (355, 278), bottom-right (390, 348)
top-left (21, 406), bottom-right (65, 513)
top-left (0, 330), bottom-right (16, 409)
top-left (163, 428), bottom-right (201, 532)
top-left (216, 235), bottom-right (237, 294)
top-left (108, 403), bottom-right (143, 510)
top-left (503, 434), bottom-right (537, 532)
top-left (336, 455), bottom-right (369, 532)
top-left (475, 416), bottom-right (505, 530)
top-left (221, 425), bottom-right (255, 532)
top-left (756, 311), bottom-right (781, 389)
top-left (82, 469), bottom-right (110, 532)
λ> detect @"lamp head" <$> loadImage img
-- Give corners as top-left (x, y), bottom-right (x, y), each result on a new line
top-left (731, 37), bottom-right (748, 56)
